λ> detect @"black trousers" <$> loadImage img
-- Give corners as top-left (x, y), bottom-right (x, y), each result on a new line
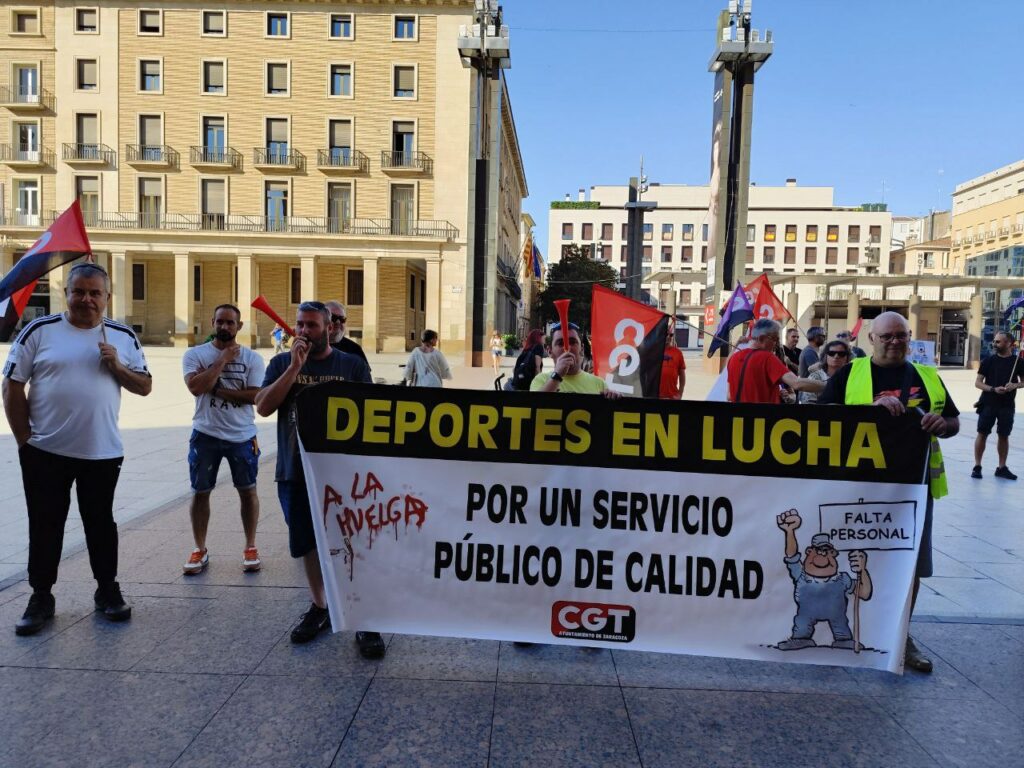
top-left (19, 443), bottom-right (124, 591)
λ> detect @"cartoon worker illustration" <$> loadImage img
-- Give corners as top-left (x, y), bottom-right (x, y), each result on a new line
top-left (775, 509), bottom-right (873, 650)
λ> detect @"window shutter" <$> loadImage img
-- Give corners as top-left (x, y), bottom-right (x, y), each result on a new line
top-left (395, 67), bottom-right (414, 92)
top-left (268, 63), bottom-right (287, 92)
top-left (267, 119), bottom-right (287, 143)
top-left (329, 120), bottom-right (352, 147)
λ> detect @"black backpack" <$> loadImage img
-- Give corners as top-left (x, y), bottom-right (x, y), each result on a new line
top-left (511, 346), bottom-right (540, 390)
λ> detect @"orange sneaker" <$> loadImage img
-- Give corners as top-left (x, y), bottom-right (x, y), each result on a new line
top-left (242, 547), bottom-right (262, 573)
top-left (183, 548), bottom-right (209, 575)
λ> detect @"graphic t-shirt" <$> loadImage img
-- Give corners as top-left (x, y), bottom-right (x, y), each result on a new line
top-left (530, 370), bottom-right (607, 394)
top-left (818, 361), bottom-right (960, 417)
top-left (978, 354), bottom-right (1022, 407)
top-left (726, 349), bottom-right (790, 404)
top-left (182, 342), bottom-right (266, 442)
top-left (659, 346), bottom-right (686, 399)
top-left (262, 349), bottom-right (372, 482)
top-left (3, 314), bottom-right (150, 459)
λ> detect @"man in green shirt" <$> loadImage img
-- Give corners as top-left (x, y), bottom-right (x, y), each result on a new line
top-left (530, 323), bottom-right (620, 398)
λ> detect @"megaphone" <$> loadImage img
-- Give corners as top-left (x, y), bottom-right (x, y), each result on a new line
top-left (251, 295), bottom-right (294, 337)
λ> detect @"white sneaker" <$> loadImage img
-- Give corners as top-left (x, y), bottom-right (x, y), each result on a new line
top-left (183, 548), bottom-right (209, 575)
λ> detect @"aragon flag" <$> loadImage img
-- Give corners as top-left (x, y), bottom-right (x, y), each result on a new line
top-left (590, 284), bottom-right (671, 398)
top-left (0, 201), bottom-right (92, 341)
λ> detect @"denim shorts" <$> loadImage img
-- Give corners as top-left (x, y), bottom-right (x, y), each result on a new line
top-left (188, 430), bottom-right (260, 493)
top-left (277, 480), bottom-right (316, 558)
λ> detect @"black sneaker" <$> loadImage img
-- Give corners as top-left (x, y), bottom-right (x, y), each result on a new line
top-left (94, 582), bottom-right (131, 622)
top-left (290, 603), bottom-right (330, 644)
top-left (971, 465), bottom-right (983, 479)
top-left (355, 631), bottom-right (386, 659)
top-left (14, 591), bottom-right (55, 636)
top-left (994, 466), bottom-right (1018, 481)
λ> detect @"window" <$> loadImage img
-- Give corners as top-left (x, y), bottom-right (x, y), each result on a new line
top-left (581, 223), bottom-right (593, 240)
top-left (13, 179), bottom-right (39, 225)
top-left (266, 62), bottom-right (289, 95)
top-left (202, 61), bottom-right (225, 94)
top-left (601, 223), bottom-right (613, 240)
top-left (826, 247), bottom-right (838, 264)
top-left (763, 246), bottom-right (775, 263)
top-left (138, 177), bottom-right (162, 227)
top-left (643, 223), bottom-right (653, 241)
top-left (680, 289), bottom-right (692, 305)
top-left (681, 246), bottom-right (693, 263)
top-left (805, 247), bottom-right (817, 264)
top-left (390, 184), bottom-right (414, 235)
top-left (745, 246), bottom-right (754, 263)
top-left (619, 246), bottom-right (627, 261)
top-left (702, 223), bottom-right (709, 241)
top-left (764, 224), bottom-right (776, 242)
top-left (393, 65), bottom-right (415, 98)
top-left (561, 223), bottom-right (572, 240)
top-left (138, 9), bottom-right (162, 35)
top-left (193, 264), bottom-right (203, 302)
top-left (289, 267), bottom-right (301, 304)
top-left (806, 224), bottom-right (818, 242)
top-left (330, 64), bottom-right (352, 97)
top-left (132, 263), bottom-right (146, 301)
top-left (76, 8), bottom-right (98, 33)
top-left (848, 225), bottom-right (860, 243)
top-left (330, 13), bottom-right (353, 39)
top-left (347, 269), bottom-right (364, 305)
top-left (139, 60), bottom-right (161, 92)
top-left (847, 247), bottom-right (859, 264)
top-left (14, 64), bottom-right (38, 100)
top-left (138, 114), bottom-right (162, 157)
top-left (662, 223), bottom-right (674, 240)
top-left (267, 12), bottom-right (288, 37)
top-left (75, 113), bottom-right (99, 155)
top-left (265, 118), bottom-right (288, 159)
top-left (596, 245), bottom-right (609, 261)
top-left (642, 246), bottom-right (652, 262)
top-left (394, 15), bottom-right (416, 40)
top-left (202, 11), bottom-right (225, 36)
top-left (826, 224), bottom-right (838, 242)
top-left (701, 246), bottom-right (707, 262)
top-left (76, 59), bottom-right (98, 91)
top-left (266, 181), bottom-right (288, 231)
top-left (14, 121), bottom-right (38, 161)
top-left (12, 10), bottom-right (39, 34)
top-left (201, 179), bottom-right (226, 230)
top-left (681, 223), bottom-right (694, 241)
top-left (327, 119), bottom-right (352, 164)
top-left (75, 176), bottom-right (99, 224)
top-left (619, 266), bottom-right (627, 279)
top-left (746, 224), bottom-right (755, 242)
top-left (202, 116), bottom-right (225, 160)
top-left (661, 246), bottom-right (672, 263)
top-left (327, 182), bottom-right (352, 231)
top-left (785, 224), bottom-right (797, 242)
top-left (409, 275), bottom-right (416, 309)
top-left (869, 225), bottom-right (881, 243)
top-left (784, 247), bottom-right (796, 264)
top-left (621, 223), bottom-right (628, 240)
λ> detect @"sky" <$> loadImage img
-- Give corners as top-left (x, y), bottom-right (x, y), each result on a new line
top-left (503, 0), bottom-right (1024, 250)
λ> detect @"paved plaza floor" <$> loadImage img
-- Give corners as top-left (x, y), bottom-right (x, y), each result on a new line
top-left (0, 347), bottom-right (1021, 766)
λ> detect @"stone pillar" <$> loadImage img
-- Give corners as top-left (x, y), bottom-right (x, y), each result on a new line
top-left (236, 254), bottom-right (258, 347)
top-left (846, 291), bottom-right (859, 331)
top-left (786, 291), bottom-right (799, 327)
top-left (362, 256), bottom-right (379, 354)
top-left (0, 246), bottom-right (13, 275)
top-left (666, 280), bottom-right (677, 318)
top-left (300, 255), bottom-right (318, 303)
top-left (425, 256), bottom-right (442, 334)
top-left (109, 250), bottom-right (128, 323)
top-left (49, 263), bottom-right (67, 313)
top-left (907, 294), bottom-right (923, 342)
top-left (173, 252), bottom-right (195, 347)
top-left (968, 293), bottom-right (983, 369)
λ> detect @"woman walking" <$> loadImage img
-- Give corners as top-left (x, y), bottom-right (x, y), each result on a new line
top-left (802, 338), bottom-right (851, 404)
top-left (405, 330), bottom-right (453, 388)
top-left (490, 330), bottom-right (504, 375)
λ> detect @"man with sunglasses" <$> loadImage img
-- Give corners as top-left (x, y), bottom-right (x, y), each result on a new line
top-left (817, 311), bottom-right (960, 673)
top-left (256, 301), bottom-right (384, 658)
top-left (972, 331), bottom-right (1021, 480)
top-left (325, 300), bottom-right (369, 369)
top-left (835, 329), bottom-right (866, 359)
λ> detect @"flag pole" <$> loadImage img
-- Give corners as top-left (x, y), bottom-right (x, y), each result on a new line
top-left (674, 316), bottom-right (743, 353)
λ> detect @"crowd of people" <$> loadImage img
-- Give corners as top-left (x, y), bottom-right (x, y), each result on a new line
top-left (2, 263), bottom-right (1018, 676)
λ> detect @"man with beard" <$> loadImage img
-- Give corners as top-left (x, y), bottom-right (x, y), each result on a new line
top-left (181, 305), bottom-right (266, 575)
top-left (255, 302), bottom-right (384, 657)
top-left (325, 299), bottom-right (369, 369)
top-left (775, 509), bottom-right (872, 650)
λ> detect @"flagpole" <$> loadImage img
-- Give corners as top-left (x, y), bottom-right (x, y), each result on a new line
top-left (674, 316), bottom-right (743, 353)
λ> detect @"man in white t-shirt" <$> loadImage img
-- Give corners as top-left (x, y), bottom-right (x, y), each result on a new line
top-left (181, 304), bottom-right (266, 575)
top-left (3, 262), bottom-right (151, 636)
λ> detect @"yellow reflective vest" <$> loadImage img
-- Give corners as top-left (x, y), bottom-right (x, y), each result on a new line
top-left (844, 357), bottom-right (949, 498)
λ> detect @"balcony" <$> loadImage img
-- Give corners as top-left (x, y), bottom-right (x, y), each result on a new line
top-left (63, 142), bottom-right (116, 166)
top-left (317, 148), bottom-right (369, 173)
top-left (0, 85), bottom-right (55, 111)
top-left (190, 146), bottom-right (243, 170)
top-left (999, 227), bottom-right (1010, 237)
top-left (125, 144), bottom-right (179, 168)
top-left (41, 210), bottom-right (459, 239)
top-left (380, 150), bottom-right (432, 175)
top-left (253, 148), bottom-right (305, 171)
top-left (0, 144), bottom-right (54, 168)
top-left (0, 209), bottom-right (51, 228)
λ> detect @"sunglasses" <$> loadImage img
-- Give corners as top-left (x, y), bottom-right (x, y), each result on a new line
top-left (826, 350), bottom-right (849, 357)
top-left (331, 314), bottom-right (347, 324)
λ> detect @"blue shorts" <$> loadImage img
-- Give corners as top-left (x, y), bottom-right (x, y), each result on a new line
top-left (188, 430), bottom-right (260, 493)
top-left (278, 481), bottom-right (316, 558)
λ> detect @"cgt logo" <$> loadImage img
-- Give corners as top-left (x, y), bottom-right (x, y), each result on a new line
top-left (550, 601), bottom-right (636, 643)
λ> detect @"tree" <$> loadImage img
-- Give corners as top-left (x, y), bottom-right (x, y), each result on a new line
top-left (536, 244), bottom-right (618, 336)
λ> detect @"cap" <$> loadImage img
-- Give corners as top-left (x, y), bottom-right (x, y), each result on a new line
top-left (810, 533), bottom-right (834, 548)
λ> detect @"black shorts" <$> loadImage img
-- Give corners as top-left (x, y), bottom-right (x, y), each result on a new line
top-left (977, 404), bottom-right (1015, 437)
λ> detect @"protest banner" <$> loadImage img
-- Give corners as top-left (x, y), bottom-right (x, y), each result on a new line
top-left (297, 383), bottom-right (931, 673)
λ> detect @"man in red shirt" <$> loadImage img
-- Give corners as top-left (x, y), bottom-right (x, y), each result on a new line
top-left (728, 319), bottom-right (824, 404)
top-left (659, 327), bottom-right (686, 399)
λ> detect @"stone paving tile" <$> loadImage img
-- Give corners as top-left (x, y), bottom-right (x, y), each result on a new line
top-left (932, 535), bottom-right (1020, 564)
top-left (496, 641), bottom-right (619, 685)
top-left (255, 627), bottom-right (391, 679)
top-left (624, 688), bottom-right (939, 768)
top-left (174, 674), bottom-right (369, 768)
top-left (612, 649), bottom-right (738, 690)
top-left (913, 584), bottom-right (974, 616)
top-left (333, 678), bottom-right (493, 768)
top-left (490, 683), bottom-right (639, 768)
top-left (924, 575), bottom-right (1024, 618)
top-left (0, 666), bottom-right (242, 768)
top-left (727, 657), bottom-right (864, 695)
top-left (0, 584), bottom-right (97, 664)
top-left (970, 562), bottom-right (1024, 593)
top-left (376, 634), bottom-right (500, 682)
top-left (0, 562), bottom-right (24, 582)
top-left (133, 598), bottom-right (296, 675)
top-left (996, 623), bottom-right (1024, 644)
top-left (930, 549), bottom-right (987, 578)
top-left (873, 694), bottom-right (1024, 768)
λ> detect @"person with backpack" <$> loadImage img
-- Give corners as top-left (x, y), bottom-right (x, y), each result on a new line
top-left (509, 329), bottom-right (544, 391)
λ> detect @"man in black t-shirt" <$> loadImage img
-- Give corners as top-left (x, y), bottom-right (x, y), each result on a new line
top-left (782, 327), bottom-right (802, 373)
top-left (972, 331), bottom-right (1022, 480)
top-left (326, 300), bottom-right (370, 370)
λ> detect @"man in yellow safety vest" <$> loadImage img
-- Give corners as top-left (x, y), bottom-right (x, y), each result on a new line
top-left (816, 311), bottom-right (959, 673)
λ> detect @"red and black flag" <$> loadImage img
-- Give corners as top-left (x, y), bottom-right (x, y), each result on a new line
top-left (590, 284), bottom-right (671, 398)
top-left (0, 201), bottom-right (92, 341)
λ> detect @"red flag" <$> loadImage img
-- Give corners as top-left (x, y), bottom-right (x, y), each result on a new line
top-left (591, 285), bottom-right (670, 398)
top-left (851, 316), bottom-right (864, 341)
top-left (0, 201), bottom-right (92, 340)
top-left (743, 274), bottom-right (790, 323)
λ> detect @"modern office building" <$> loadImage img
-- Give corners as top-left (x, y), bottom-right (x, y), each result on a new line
top-left (0, 1), bottom-right (527, 352)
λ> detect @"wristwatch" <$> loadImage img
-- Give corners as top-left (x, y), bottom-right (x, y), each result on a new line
top-left (551, 372), bottom-right (563, 382)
